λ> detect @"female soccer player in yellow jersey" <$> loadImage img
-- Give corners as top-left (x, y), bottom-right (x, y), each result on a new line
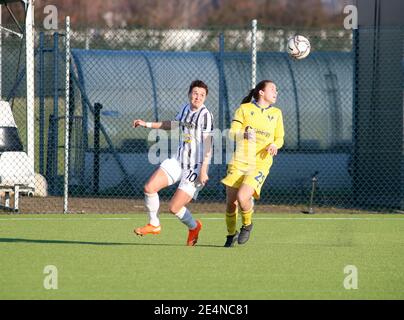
top-left (221, 80), bottom-right (284, 247)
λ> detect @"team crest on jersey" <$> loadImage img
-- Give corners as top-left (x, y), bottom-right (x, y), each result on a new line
top-left (251, 111), bottom-right (254, 116)
top-left (183, 133), bottom-right (192, 143)
top-left (268, 116), bottom-right (274, 121)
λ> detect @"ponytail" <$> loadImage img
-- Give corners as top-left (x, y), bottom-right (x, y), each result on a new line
top-left (241, 89), bottom-right (255, 104)
top-left (241, 80), bottom-right (275, 104)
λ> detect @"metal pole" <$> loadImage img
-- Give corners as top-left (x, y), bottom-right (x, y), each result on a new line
top-left (26, 0), bottom-right (35, 177)
top-left (302, 171), bottom-right (318, 214)
top-left (308, 175), bottom-right (317, 214)
top-left (219, 33), bottom-right (224, 133)
top-left (219, 33), bottom-right (226, 170)
top-left (52, 32), bottom-right (59, 184)
top-left (39, 32), bottom-right (45, 175)
top-left (63, 16), bottom-right (71, 214)
top-left (251, 19), bottom-right (257, 89)
top-left (93, 102), bottom-right (102, 194)
top-left (46, 113), bottom-right (56, 193)
top-left (85, 28), bottom-right (90, 50)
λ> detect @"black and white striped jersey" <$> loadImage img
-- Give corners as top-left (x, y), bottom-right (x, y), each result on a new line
top-left (174, 103), bottom-right (214, 169)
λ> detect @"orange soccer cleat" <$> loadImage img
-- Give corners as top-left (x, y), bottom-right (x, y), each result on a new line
top-left (187, 220), bottom-right (202, 246)
top-left (134, 224), bottom-right (161, 236)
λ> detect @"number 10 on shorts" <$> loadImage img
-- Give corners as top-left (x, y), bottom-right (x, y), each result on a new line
top-left (186, 170), bottom-right (198, 182)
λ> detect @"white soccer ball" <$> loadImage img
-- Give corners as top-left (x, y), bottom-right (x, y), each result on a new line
top-left (287, 35), bottom-right (311, 60)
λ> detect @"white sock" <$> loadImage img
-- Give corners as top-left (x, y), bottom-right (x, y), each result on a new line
top-left (175, 207), bottom-right (197, 230)
top-left (145, 192), bottom-right (160, 226)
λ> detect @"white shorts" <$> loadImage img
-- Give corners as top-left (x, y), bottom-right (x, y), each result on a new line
top-left (160, 158), bottom-right (203, 199)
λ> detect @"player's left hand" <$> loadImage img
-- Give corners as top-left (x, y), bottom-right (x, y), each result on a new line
top-left (266, 143), bottom-right (278, 156)
top-left (133, 119), bottom-right (146, 128)
top-left (198, 172), bottom-right (209, 186)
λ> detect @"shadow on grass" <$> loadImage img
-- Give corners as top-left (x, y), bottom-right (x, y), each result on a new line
top-left (0, 238), bottom-right (224, 248)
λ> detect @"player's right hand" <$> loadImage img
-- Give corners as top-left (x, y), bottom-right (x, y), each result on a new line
top-left (244, 126), bottom-right (256, 141)
top-left (133, 119), bottom-right (146, 128)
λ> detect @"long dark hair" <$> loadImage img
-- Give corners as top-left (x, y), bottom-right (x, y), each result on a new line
top-left (241, 80), bottom-right (274, 104)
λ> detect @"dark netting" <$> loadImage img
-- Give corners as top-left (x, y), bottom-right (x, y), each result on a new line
top-left (1, 25), bottom-right (403, 213)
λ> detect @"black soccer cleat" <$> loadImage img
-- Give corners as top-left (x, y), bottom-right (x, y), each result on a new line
top-left (238, 223), bottom-right (253, 245)
top-left (224, 231), bottom-right (239, 248)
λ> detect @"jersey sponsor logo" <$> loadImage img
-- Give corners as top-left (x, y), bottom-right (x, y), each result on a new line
top-left (249, 127), bottom-right (271, 138)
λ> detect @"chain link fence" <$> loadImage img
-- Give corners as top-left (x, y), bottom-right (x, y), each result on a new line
top-left (1, 24), bottom-right (66, 213)
top-left (1, 23), bottom-right (403, 214)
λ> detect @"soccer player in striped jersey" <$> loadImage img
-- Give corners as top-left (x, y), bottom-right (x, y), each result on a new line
top-left (221, 80), bottom-right (284, 247)
top-left (132, 80), bottom-right (213, 246)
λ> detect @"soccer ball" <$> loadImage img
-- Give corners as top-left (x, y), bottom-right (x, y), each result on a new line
top-left (287, 35), bottom-right (311, 60)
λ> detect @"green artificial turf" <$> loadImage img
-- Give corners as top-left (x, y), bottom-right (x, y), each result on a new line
top-left (0, 213), bottom-right (403, 300)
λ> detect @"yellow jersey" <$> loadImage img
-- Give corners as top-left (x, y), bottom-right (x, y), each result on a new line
top-left (228, 101), bottom-right (284, 170)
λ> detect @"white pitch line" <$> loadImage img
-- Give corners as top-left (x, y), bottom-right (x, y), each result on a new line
top-left (0, 216), bottom-right (404, 221)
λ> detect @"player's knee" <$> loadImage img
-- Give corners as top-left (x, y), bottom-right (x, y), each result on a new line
top-left (226, 202), bottom-right (237, 214)
top-left (236, 193), bottom-right (250, 206)
top-left (144, 183), bottom-right (156, 194)
top-left (168, 202), bottom-right (180, 215)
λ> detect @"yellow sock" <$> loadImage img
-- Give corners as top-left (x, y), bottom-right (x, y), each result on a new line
top-left (225, 209), bottom-right (238, 236)
top-left (241, 207), bottom-right (253, 226)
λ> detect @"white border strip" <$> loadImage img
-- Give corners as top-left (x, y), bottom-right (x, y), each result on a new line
top-left (251, 19), bottom-right (257, 89)
top-left (63, 16), bottom-right (71, 214)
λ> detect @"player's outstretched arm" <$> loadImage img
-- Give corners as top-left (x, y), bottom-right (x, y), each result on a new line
top-left (228, 107), bottom-right (250, 141)
top-left (229, 119), bottom-right (243, 139)
top-left (133, 119), bottom-right (175, 130)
